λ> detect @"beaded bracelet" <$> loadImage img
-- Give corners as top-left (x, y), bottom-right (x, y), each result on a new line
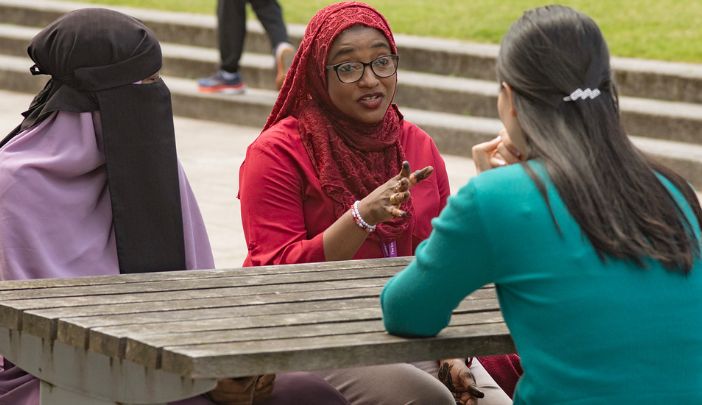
top-left (351, 200), bottom-right (376, 233)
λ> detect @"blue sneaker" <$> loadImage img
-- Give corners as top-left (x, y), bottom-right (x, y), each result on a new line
top-left (197, 70), bottom-right (246, 94)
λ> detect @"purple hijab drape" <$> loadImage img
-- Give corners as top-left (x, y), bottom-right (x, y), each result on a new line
top-left (0, 111), bottom-right (215, 404)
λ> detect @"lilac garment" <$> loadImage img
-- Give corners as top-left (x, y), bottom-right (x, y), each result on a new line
top-left (0, 111), bottom-right (214, 404)
top-left (0, 363), bottom-right (38, 405)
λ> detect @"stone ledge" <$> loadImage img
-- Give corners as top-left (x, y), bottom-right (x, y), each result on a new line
top-left (2, 29), bottom-right (698, 145)
top-left (1, 0), bottom-right (701, 104)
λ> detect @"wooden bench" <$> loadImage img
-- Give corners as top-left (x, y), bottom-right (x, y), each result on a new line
top-left (0, 257), bottom-right (514, 404)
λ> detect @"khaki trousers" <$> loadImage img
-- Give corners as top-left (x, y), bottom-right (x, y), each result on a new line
top-left (314, 358), bottom-right (512, 405)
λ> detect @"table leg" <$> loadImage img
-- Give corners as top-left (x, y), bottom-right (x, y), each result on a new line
top-left (40, 380), bottom-right (164, 405)
top-left (1, 326), bottom-right (216, 404)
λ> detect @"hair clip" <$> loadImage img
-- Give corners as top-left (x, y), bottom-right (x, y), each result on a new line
top-left (563, 88), bottom-right (601, 102)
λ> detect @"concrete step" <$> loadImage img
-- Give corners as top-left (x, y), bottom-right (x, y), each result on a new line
top-left (2, 0), bottom-right (702, 104)
top-left (2, 54), bottom-right (699, 189)
top-left (0, 23), bottom-right (34, 58)
top-left (2, 25), bottom-right (700, 146)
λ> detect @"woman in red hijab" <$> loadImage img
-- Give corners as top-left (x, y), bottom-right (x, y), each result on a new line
top-left (239, 2), bottom-right (517, 404)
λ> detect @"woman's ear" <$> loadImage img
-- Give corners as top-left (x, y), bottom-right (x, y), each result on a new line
top-left (501, 82), bottom-right (518, 117)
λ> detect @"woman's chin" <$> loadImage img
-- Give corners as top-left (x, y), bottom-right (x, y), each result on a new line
top-left (353, 108), bottom-right (389, 125)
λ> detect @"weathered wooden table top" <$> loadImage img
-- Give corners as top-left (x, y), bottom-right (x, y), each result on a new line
top-left (0, 257), bottom-right (513, 379)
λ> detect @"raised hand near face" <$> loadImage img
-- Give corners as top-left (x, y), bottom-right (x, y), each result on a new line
top-left (358, 161), bottom-right (433, 225)
top-left (472, 128), bottom-right (523, 174)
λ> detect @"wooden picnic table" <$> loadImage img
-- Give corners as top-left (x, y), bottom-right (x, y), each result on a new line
top-left (0, 256), bottom-right (513, 404)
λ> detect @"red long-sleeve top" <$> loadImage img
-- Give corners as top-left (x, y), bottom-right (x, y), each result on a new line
top-left (238, 116), bottom-right (450, 266)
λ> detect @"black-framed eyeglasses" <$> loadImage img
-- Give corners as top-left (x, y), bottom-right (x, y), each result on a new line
top-left (326, 54), bottom-right (400, 84)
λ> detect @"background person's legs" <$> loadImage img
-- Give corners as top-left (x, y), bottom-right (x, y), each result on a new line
top-left (249, 0), bottom-right (294, 89)
top-left (249, 0), bottom-right (289, 51)
top-left (218, 0), bottom-right (248, 73)
top-left (199, 0), bottom-right (247, 93)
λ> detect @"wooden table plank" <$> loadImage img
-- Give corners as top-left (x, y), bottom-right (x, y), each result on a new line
top-left (162, 322), bottom-right (513, 378)
top-left (88, 307), bottom-right (386, 358)
top-left (3, 278), bottom-right (386, 313)
top-left (51, 287), bottom-right (494, 333)
top-left (0, 278), bottom-right (388, 330)
top-left (126, 300), bottom-right (499, 352)
top-left (61, 297), bottom-right (380, 328)
top-left (21, 286), bottom-right (383, 340)
top-left (0, 257), bottom-right (410, 291)
top-left (127, 309), bottom-right (504, 368)
top-left (84, 297), bottom-right (501, 361)
top-left (56, 289), bottom-right (384, 350)
top-left (0, 267), bottom-right (399, 300)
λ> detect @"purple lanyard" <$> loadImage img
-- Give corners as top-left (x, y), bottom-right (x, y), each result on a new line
top-left (381, 240), bottom-right (398, 257)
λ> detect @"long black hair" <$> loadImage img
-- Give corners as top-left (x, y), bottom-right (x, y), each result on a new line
top-left (496, 5), bottom-right (702, 273)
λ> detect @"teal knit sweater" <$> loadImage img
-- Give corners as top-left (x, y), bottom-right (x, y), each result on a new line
top-left (381, 162), bottom-right (702, 404)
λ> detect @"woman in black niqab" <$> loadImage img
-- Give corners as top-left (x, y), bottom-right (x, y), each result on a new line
top-left (3, 8), bottom-right (186, 274)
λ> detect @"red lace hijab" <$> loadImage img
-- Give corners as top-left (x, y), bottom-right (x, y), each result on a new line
top-left (263, 2), bottom-right (412, 241)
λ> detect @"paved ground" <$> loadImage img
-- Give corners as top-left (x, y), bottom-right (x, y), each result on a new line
top-left (0, 89), bottom-right (475, 268)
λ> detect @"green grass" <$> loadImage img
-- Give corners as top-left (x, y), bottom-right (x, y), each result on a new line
top-left (63, 0), bottom-right (702, 63)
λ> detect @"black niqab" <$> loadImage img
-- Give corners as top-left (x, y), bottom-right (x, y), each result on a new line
top-left (2, 8), bottom-right (186, 274)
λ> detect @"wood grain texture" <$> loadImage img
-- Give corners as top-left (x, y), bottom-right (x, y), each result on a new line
top-left (0, 257), bottom-right (514, 379)
top-left (0, 257), bottom-right (410, 291)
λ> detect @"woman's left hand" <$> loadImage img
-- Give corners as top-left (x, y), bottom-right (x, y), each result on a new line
top-left (358, 161), bottom-right (434, 223)
top-left (438, 358), bottom-right (484, 405)
top-left (472, 128), bottom-right (523, 174)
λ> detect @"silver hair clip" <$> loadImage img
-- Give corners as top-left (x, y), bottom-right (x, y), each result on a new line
top-left (563, 88), bottom-right (601, 102)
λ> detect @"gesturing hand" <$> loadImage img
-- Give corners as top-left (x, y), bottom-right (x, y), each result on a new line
top-left (208, 374), bottom-right (275, 405)
top-left (358, 161), bottom-right (434, 225)
top-left (438, 359), bottom-right (485, 405)
top-left (472, 128), bottom-right (523, 174)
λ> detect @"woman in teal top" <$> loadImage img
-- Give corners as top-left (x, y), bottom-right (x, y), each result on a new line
top-left (381, 5), bottom-right (702, 404)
